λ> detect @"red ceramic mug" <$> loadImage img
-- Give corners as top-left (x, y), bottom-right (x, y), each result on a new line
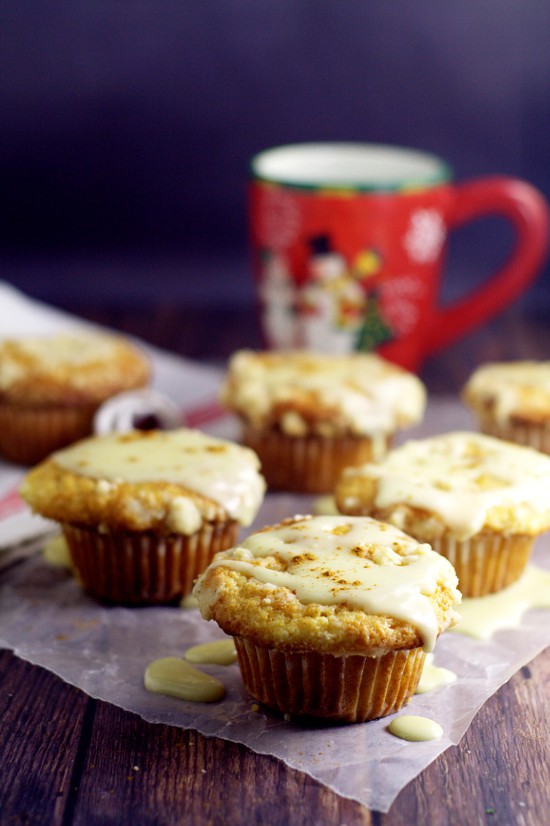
top-left (249, 143), bottom-right (550, 371)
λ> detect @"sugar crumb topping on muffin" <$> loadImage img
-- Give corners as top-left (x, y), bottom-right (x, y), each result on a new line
top-left (20, 428), bottom-right (266, 534)
top-left (193, 515), bottom-right (460, 655)
top-left (463, 361), bottom-right (550, 425)
top-left (336, 431), bottom-right (550, 540)
top-left (220, 350), bottom-right (426, 437)
top-left (0, 332), bottom-right (150, 405)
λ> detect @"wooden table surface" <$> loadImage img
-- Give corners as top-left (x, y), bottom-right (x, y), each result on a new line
top-left (1, 301), bottom-right (550, 826)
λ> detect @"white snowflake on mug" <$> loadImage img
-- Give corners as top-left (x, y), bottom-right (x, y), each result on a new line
top-left (403, 209), bottom-right (446, 264)
top-left (255, 186), bottom-right (302, 251)
top-left (381, 274), bottom-right (427, 336)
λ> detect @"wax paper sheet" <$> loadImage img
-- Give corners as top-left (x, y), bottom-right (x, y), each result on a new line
top-left (2, 510), bottom-right (550, 813)
top-left (2, 283), bottom-right (550, 812)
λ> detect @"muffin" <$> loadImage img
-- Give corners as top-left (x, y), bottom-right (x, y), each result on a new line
top-left (20, 428), bottom-right (266, 605)
top-left (219, 350), bottom-right (426, 493)
top-left (336, 431), bottom-right (550, 597)
top-left (463, 361), bottom-right (550, 453)
top-left (0, 331), bottom-right (151, 464)
top-left (193, 515), bottom-right (460, 723)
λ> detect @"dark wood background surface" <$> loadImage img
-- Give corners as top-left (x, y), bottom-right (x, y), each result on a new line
top-left (1, 302), bottom-right (550, 825)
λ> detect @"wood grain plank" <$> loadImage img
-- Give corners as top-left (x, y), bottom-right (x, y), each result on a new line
top-left (68, 703), bottom-right (373, 826)
top-left (381, 649), bottom-right (550, 826)
top-left (2, 647), bottom-right (548, 825)
top-left (2, 304), bottom-right (549, 825)
top-left (0, 651), bottom-right (88, 826)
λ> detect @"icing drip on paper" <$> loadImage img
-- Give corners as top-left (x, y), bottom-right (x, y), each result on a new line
top-left (144, 657), bottom-right (225, 703)
top-left (388, 715), bottom-right (443, 742)
top-left (185, 639), bottom-right (237, 666)
top-left (415, 653), bottom-right (457, 694)
top-left (452, 565), bottom-right (550, 639)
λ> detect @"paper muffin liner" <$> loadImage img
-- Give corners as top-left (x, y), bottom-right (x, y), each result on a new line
top-left (429, 533), bottom-right (534, 597)
top-left (62, 521), bottom-right (239, 606)
top-left (476, 415), bottom-right (550, 455)
top-left (242, 425), bottom-right (389, 493)
top-left (0, 402), bottom-right (96, 465)
top-left (234, 638), bottom-right (426, 723)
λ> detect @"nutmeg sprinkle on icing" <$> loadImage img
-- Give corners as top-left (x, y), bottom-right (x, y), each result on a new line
top-left (205, 515), bottom-right (460, 652)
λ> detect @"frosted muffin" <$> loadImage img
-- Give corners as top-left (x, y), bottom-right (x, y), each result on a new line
top-left (0, 332), bottom-right (151, 464)
top-left (463, 361), bottom-right (550, 454)
top-left (20, 428), bottom-right (266, 605)
top-left (193, 515), bottom-right (460, 723)
top-left (220, 350), bottom-right (426, 493)
top-left (336, 431), bottom-right (550, 596)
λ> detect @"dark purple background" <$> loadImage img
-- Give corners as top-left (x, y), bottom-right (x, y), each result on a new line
top-left (2, 2), bottom-right (549, 317)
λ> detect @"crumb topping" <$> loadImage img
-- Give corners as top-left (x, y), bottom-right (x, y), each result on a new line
top-left (336, 431), bottom-right (550, 540)
top-left (0, 332), bottom-right (150, 404)
top-left (193, 515), bottom-right (460, 655)
top-left (20, 428), bottom-right (266, 533)
top-left (463, 361), bottom-right (550, 425)
top-left (220, 350), bottom-right (426, 437)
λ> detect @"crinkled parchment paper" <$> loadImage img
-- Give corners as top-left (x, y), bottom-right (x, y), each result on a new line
top-left (2, 497), bottom-right (550, 814)
top-left (2, 283), bottom-right (550, 812)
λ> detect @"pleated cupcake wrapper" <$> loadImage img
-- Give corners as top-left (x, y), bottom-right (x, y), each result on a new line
top-left (63, 521), bottom-right (239, 606)
top-left (234, 638), bottom-right (426, 724)
top-left (478, 416), bottom-right (550, 455)
top-left (243, 425), bottom-right (388, 493)
top-left (0, 402), bottom-right (96, 465)
top-left (429, 533), bottom-right (534, 597)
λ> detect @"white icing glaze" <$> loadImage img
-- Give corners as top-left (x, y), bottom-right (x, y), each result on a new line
top-left (180, 594), bottom-right (199, 610)
top-left (208, 516), bottom-right (460, 652)
top-left (185, 639), bottom-right (237, 666)
top-left (144, 657), bottom-right (225, 703)
top-left (221, 351), bottom-right (426, 436)
top-left (54, 429), bottom-right (266, 526)
top-left (313, 495), bottom-right (339, 515)
top-left (388, 715), bottom-right (443, 742)
top-left (452, 564), bottom-right (550, 639)
top-left (0, 333), bottom-right (131, 389)
top-left (415, 653), bottom-right (457, 694)
top-left (166, 496), bottom-right (203, 534)
top-left (465, 361), bottom-right (550, 424)
top-left (345, 432), bottom-right (550, 540)
top-left (42, 533), bottom-right (73, 569)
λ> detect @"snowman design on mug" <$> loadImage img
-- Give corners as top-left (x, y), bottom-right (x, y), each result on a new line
top-left (258, 217), bottom-right (444, 354)
top-left (298, 234), bottom-right (395, 353)
top-left (258, 250), bottom-right (297, 349)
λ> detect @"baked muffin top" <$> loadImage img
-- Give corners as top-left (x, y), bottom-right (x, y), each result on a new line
top-left (193, 515), bottom-right (460, 656)
top-left (463, 361), bottom-right (550, 425)
top-left (0, 332), bottom-right (150, 405)
top-left (336, 431), bottom-right (550, 541)
top-left (220, 350), bottom-right (426, 437)
top-left (20, 428), bottom-right (266, 535)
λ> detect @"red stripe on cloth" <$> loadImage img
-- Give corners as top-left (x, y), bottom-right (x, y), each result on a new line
top-left (182, 400), bottom-right (226, 428)
top-left (0, 486), bottom-right (26, 520)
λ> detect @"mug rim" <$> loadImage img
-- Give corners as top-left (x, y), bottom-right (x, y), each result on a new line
top-left (250, 142), bottom-right (453, 193)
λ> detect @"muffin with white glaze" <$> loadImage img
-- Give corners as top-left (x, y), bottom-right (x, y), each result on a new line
top-left (20, 428), bottom-right (266, 605)
top-left (193, 515), bottom-right (460, 723)
top-left (463, 361), bottom-right (550, 454)
top-left (336, 431), bottom-right (550, 596)
top-left (220, 350), bottom-right (426, 493)
top-left (0, 332), bottom-right (151, 464)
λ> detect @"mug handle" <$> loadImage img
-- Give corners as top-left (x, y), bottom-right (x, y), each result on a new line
top-left (425, 177), bottom-right (550, 355)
